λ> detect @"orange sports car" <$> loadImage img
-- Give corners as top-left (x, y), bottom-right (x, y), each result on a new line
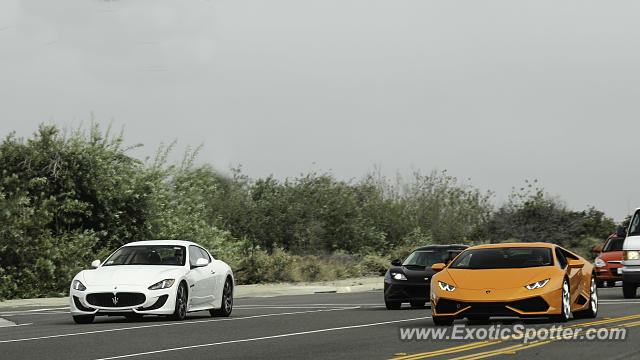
top-left (430, 243), bottom-right (597, 325)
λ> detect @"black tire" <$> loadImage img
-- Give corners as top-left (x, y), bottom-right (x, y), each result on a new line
top-left (606, 280), bottom-right (616, 288)
top-left (552, 278), bottom-right (571, 323)
top-left (72, 315), bottom-right (95, 324)
top-left (573, 275), bottom-right (597, 319)
top-left (596, 280), bottom-right (605, 288)
top-left (211, 278), bottom-right (233, 317)
top-left (385, 299), bottom-right (401, 310)
top-left (170, 282), bottom-right (188, 321)
top-left (410, 301), bottom-right (426, 308)
top-left (124, 313), bottom-right (143, 322)
top-left (432, 315), bottom-right (454, 326)
top-left (623, 282), bottom-right (637, 299)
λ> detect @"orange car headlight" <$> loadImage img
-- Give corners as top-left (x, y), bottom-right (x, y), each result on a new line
top-left (525, 279), bottom-right (549, 290)
top-left (438, 281), bottom-right (456, 292)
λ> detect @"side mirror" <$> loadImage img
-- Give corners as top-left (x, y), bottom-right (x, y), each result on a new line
top-left (391, 259), bottom-right (402, 266)
top-left (192, 258), bottom-right (209, 268)
top-left (91, 259), bottom-right (101, 268)
top-left (567, 259), bottom-right (584, 269)
top-left (592, 246), bottom-right (602, 253)
top-left (431, 263), bottom-right (446, 272)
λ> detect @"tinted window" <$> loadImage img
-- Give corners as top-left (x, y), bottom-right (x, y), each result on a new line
top-left (555, 248), bottom-right (568, 269)
top-left (104, 245), bottom-right (186, 266)
top-left (450, 247), bottom-right (553, 269)
top-left (603, 237), bottom-right (625, 252)
top-left (403, 250), bottom-right (450, 266)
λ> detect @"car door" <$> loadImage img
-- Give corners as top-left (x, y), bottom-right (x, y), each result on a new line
top-left (186, 245), bottom-right (209, 308)
top-left (195, 246), bottom-right (217, 306)
top-left (557, 247), bottom-right (583, 302)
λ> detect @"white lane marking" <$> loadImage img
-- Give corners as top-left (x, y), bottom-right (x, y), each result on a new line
top-left (94, 316), bottom-right (432, 360)
top-left (2, 312), bottom-right (70, 317)
top-left (0, 307), bottom-right (69, 315)
top-left (236, 303), bottom-right (382, 306)
top-left (0, 307), bottom-right (356, 344)
top-left (0, 323), bottom-right (32, 328)
top-left (235, 306), bottom-right (357, 309)
top-left (600, 301), bottom-right (640, 305)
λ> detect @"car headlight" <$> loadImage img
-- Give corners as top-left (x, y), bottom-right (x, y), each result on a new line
top-left (148, 279), bottom-right (175, 290)
top-left (623, 251), bottom-right (640, 260)
top-left (525, 279), bottom-right (550, 290)
top-left (594, 258), bottom-right (606, 267)
top-left (438, 281), bottom-right (456, 291)
top-left (72, 280), bottom-right (86, 291)
top-left (391, 272), bottom-right (407, 281)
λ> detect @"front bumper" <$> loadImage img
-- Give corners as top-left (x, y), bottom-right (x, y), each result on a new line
top-left (70, 284), bottom-right (177, 316)
top-left (384, 280), bottom-right (430, 302)
top-left (595, 265), bottom-right (622, 281)
top-left (430, 285), bottom-right (563, 318)
top-left (622, 267), bottom-right (640, 284)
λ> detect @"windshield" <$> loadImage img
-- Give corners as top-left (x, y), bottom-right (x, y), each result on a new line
top-left (450, 247), bottom-right (553, 269)
top-left (402, 250), bottom-right (454, 266)
top-left (629, 211), bottom-right (640, 236)
top-left (603, 237), bottom-right (624, 252)
top-left (103, 245), bottom-right (186, 266)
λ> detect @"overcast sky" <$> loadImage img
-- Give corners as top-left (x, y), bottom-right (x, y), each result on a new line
top-left (1, 0), bottom-right (639, 221)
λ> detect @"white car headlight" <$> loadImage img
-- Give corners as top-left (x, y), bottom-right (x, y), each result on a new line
top-left (148, 279), bottom-right (175, 290)
top-left (72, 280), bottom-right (86, 291)
top-left (392, 272), bottom-right (407, 281)
top-left (525, 278), bottom-right (550, 290)
top-left (624, 251), bottom-right (640, 260)
top-left (594, 258), bottom-right (606, 267)
top-left (438, 281), bottom-right (456, 292)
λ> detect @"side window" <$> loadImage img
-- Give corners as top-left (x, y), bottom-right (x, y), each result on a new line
top-left (197, 247), bottom-right (211, 263)
top-left (555, 248), bottom-right (568, 269)
top-left (629, 210), bottom-right (640, 236)
top-left (189, 246), bottom-right (200, 267)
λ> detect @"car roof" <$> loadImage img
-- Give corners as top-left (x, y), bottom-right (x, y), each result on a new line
top-left (413, 244), bottom-right (469, 251)
top-left (467, 242), bottom-right (555, 250)
top-left (123, 240), bottom-right (200, 248)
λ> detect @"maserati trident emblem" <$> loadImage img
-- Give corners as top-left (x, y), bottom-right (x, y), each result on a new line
top-left (112, 295), bottom-right (119, 306)
top-left (486, 290), bottom-right (491, 294)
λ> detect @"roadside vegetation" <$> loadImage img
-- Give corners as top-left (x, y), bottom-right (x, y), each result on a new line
top-left (0, 124), bottom-right (620, 299)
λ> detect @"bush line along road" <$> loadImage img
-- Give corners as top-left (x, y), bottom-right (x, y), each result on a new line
top-left (0, 287), bottom-right (639, 359)
top-left (0, 124), bottom-right (623, 300)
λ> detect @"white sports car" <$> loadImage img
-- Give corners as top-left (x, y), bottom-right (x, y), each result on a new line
top-left (69, 240), bottom-right (234, 324)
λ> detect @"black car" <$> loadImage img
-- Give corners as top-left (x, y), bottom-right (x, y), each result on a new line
top-left (384, 244), bottom-right (468, 310)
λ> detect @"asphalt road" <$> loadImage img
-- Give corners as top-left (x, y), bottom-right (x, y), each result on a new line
top-left (0, 287), bottom-right (639, 360)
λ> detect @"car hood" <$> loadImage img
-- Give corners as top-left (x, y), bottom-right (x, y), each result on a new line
top-left (598, 251), bottom-right (622, 262)
top-left (443, 267), bottom-right (553, 290)
top-left (82, 266), bottom-right (185, 286)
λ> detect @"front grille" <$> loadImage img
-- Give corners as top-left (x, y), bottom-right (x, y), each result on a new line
top-left (509, 297), bottom-right (549, 312)
top-left (86, 292), bottom-right (146, 307)
top-left (436, 299), bottom-right (467, 314)
top-left (405, 286), bottom-right (429, 298)
top-left (464, 302), bottom-right (516, 316)
top-left (436, 297), bottom-right (549, 315)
